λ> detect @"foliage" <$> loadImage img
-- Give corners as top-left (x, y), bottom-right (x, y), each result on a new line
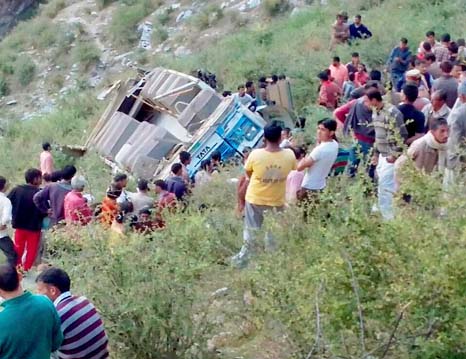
top-left (0, 77), bottom-right (9, 96)
top-left (14, 56), bottom-right (36, 87)
top-left (42, 0), bottom-right (67, 19)
top-left (262, 0), bottom-right (290, 17)
top-left (191, 4), bottom-right (224, 31)
top-left (96, 0), bottom-right (117, 10)
top-left (109, 0), bottom-right (160, 47)
top-left (71, 40), bottom-right (101, 70)
top-left (152, 24), bottom-right (168, 45)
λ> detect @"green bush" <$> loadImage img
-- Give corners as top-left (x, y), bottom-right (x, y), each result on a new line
top-left (191, 4), bottom-right (224, 31)
top-left (0, 77), bottom-right (9, 96)
top-left (14, 56), bottom-right (36, 87)
top-left (262, 0), bottom-right (290, 17)
top-left (110, 3), bottom-right (152, 47)
top-left (152, 24), bottom-right (168, 45)
top-left (71, 40), bottom-right (101, 69)
top-left (43, 0), bottom-right (67, 19)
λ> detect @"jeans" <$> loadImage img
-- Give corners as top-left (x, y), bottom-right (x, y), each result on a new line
top-left (348, 140), bottom-right (374, 178)
top-left (376, 156), bottom-right (396, 220)
top-left (232, 202), bottom-right (282, 268)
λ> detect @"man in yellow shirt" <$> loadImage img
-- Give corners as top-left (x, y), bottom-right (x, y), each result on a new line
top-left (232, 123), bottom-right (296, 268)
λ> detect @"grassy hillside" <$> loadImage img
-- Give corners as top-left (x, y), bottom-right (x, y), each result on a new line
top-left (0, 0), bottom-right (466, 358)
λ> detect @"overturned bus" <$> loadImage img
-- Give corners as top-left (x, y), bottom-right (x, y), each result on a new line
top-left (86, 67), bottom-right (295, 179)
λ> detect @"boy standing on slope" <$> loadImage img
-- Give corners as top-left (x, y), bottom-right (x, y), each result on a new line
top-left (232, 123), bottom-right (296, 268)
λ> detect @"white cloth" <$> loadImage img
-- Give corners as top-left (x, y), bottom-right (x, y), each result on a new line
top-left (301, 140), bottom-right (339, 190)
top-left (423, 131), bottom-right (448, 171)
top-left (0, 192), bottom-right (12, 238)
top-left (376, 156), bottom-right (396, 221)
top-left (234, 93), bottom-right (254, 106)
top-left (280, 139), bottom-right (292, 148)
top-left (194, 170), bottom-right (212, 187)
top-left (128, 191), bottom-right (153, 214)
top-left (116, 189), bottom-right (130, 204)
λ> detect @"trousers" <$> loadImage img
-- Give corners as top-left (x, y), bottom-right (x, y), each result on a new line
top-left (14, 229), bottom-right (41, 271)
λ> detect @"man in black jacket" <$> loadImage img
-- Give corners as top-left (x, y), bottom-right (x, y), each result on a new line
top-left (8, 169), bottom-right (44, 271)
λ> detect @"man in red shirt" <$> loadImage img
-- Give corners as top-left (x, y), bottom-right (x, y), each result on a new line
top-left (318, 71), bottom-right (341, 110)
top-left (154, 179), bottom-right (176, 228)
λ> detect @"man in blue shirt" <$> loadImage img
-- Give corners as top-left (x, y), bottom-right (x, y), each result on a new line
top-left (387, 38), bottom-right (412, 89)
top-left (349, 15), bottom-right (372, 40)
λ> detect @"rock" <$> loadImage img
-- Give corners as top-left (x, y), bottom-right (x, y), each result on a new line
top-left (176, 9), bottom-right (193, 23)
top-left (138, 21), bottom-right (153, 50)
top-left (6, 100), bottom-right (17, 106)
top-left (207, 332), bottom-right (233, 352)
top-left (240, 320), bottom-right (256, 336)
top-left (247, 0), bottom-right (261, 9)
top-left (243, 290), bottom-right (256, 306)
top-left (174, 45), bottom-right (192, 57)
top-left (211, 287), bottom-right (229, 298)
top-left (0, 0), bottom-right (37, 39)
top-left (114, 51), bottom-right (134, 61)
top-left (171, 3), bottom-right (181, 10)
top-left (290, 7), bottom-right (301, 17)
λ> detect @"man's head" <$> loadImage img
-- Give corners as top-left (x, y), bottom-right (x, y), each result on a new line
top-left (171, 163), bottom-right (183, 176)
top-left (367, 89), bottom-right (384, 109)
top-left (357, 63), bottom-right (366, 73)
top-left (281, 127), bottom-right (291, 141)
top-left (405, 69), bottom-right (421, 85)
top-left (61, 165), bottom-right (77, 181)
top-left (424, 53), bottom-right (436, 65)
top-left (0, 176), bottom-right (7, 193)
top-left (263, 123), bottom-right (283, 145)
top-left (402, 84), bottom-right (419, 104)
top-left (430, 117), bottom-right (449, 144)
top-left (317, 118), bottom-right (337, 142)
top-left (441, 33), bottom-right (451, 44)
top-left (137, 178), bottom-right (149, 192)
top-left (452, 61), bottom-right (465, 79)
top-left (448, 42), bottom-right (459, 57)
top-left (211, 150), bottom-right (221, 164)
top-left (332, 56), bottom-right (341, 67)
top-left (139, 208), bottom-right (151, 222)
top-left (431, 89), bottom-right (447, 111)
top-left (0, 265), bottom-right (20, 299)
top-left (415, 59), bottom-right (427, 74)
top-left (25, 168), bottom-right (42, 186)
top-left (400, 37), bottom-right (408, 50)
top-left (113, 173), bottom-right (128, 189)
top-left (421, 41), bottom-right (432, 54)
top-left (245, 81), bottom-right (255, 94)
top-left (36, 267), bottom-right (71, 302)
top-left (271, 75), bottom-right (278, 84)
top-left (71, 175), bottom-right (86, 192)
top-left (351, 52), bottom-right (360, 65)
top-left (318, 71), bottom-right (329, 83)
top-left (179, 151), bottom-right (191, 165)
top-left (458, 38), bottom-right (466, 48)
top-left (154, 179), bottom-right (167, 194)
top-left (237, 85), bottom-right (246, 96)
top-left (425, 31), bottom-right (435, 44)
top-left (336, 14), bottom-right (344, 24)
top-left (42, 142), bottom-right (52, 151)
top-left (440, 61), bottom-right (453, 75)
top-left (354, 14), bottom-right (362, 25)
top-left (292, 146), bottom-right (306, 160)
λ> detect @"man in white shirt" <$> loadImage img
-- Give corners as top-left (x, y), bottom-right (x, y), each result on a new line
top-left (297, 119), bottom-right (339, 204)
top-left (234, 85), bottom-right (254, 106)
top-left (0, 176), bottom-right (17, 266)
top-left (128, 179), bottom-right (154, 215)
top-left (422, 89), bottom-right (451, 129)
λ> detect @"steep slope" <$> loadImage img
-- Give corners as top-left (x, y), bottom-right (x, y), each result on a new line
top-left (0, 0), bottom-right (39, 37)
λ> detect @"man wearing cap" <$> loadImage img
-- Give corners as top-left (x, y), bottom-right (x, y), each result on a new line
top-left (64, 176), bottom-right (92, 226)
top-left (446, 81), bottom-right (466, 170)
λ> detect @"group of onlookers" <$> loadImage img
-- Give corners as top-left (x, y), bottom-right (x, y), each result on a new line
top-left (0, 264), bottom-right (108, 358)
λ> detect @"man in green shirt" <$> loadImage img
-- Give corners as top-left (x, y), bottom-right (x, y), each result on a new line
top-left (0, 264), bottom-right (63, 359)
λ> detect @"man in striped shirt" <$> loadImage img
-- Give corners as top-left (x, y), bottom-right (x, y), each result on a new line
top-left (36, 267), bottom-right (109, 359)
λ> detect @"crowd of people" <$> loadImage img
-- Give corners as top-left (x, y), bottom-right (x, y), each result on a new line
top-left (1, 11), bottom-right (466, 356)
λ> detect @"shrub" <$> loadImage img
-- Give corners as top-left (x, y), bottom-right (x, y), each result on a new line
top-left (262, 0), bottom-right (290, 17)
top-left (15, 56), bottom-right (36, 87)
top-left (0, 77), bottom-right (9, 96)
top-left (71, 40), bottom-right (101, 69)
top-left (43, 0), bottom-right (67, 19)
top-left (96, 0), bottom-right (117, 10)
top-left (152, 25), bottom-right (168, 45)
top-left (191, 4), bottom-right (224, 31)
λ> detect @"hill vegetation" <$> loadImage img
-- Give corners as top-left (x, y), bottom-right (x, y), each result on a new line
top-left (0, 0), bottom-right (466, 358)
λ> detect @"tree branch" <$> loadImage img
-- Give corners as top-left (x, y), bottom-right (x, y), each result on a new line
top-left (381, 301), bottom-right (411, 359)
top-left (306, 282), bottom-right (324, 359)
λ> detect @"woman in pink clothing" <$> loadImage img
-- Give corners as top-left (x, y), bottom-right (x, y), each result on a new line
top-left (355, 64), bottom-right (369, 87)
top-left (64, 176), bottom-right (92, 225)
top-left (286, 147), bottom-right (306, 205)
